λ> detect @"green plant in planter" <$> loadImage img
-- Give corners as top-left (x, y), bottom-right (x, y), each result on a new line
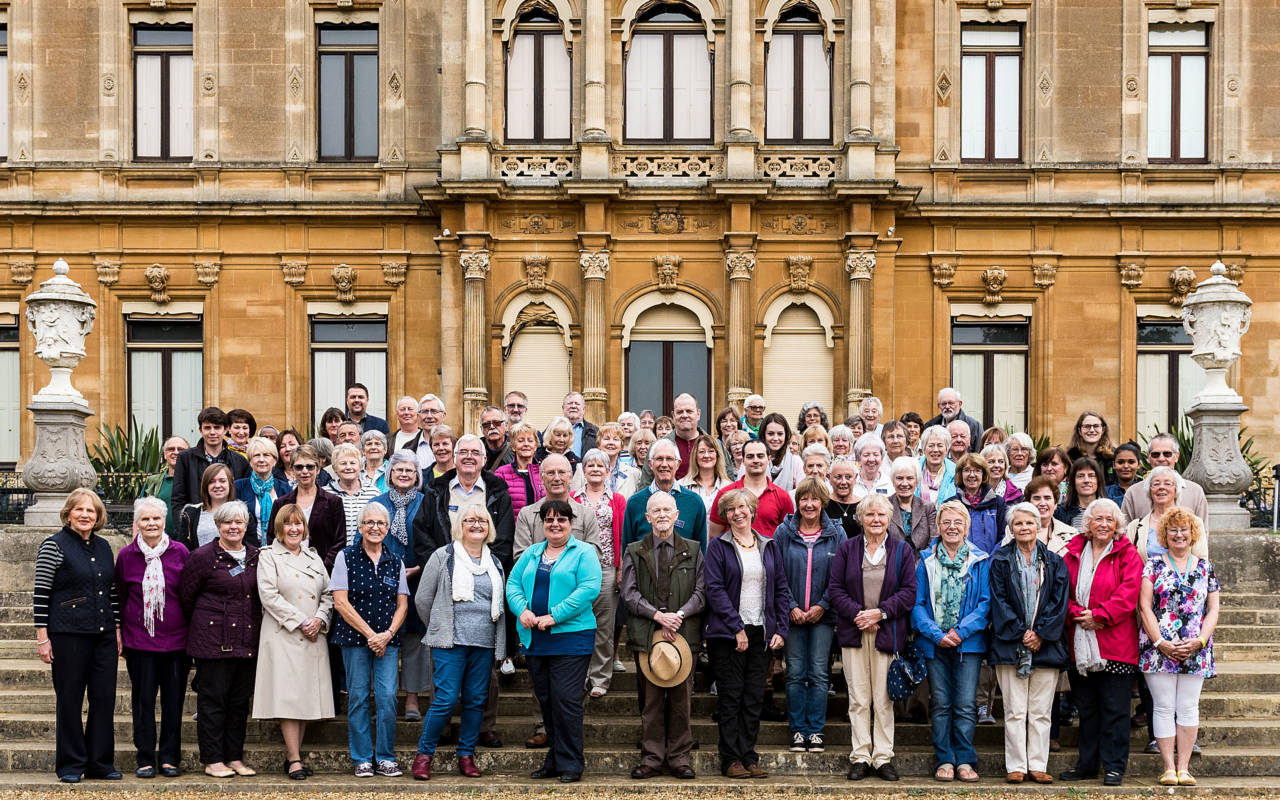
top-left (87, 421), bottom-right (163, 505)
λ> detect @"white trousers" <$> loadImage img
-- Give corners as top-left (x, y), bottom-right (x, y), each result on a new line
top-left (995, 665), bottom-right (1058, 774)
top-left (842, 632), bottom-right (895, 767)
top-left (1145, 672), bottom-right (1204, 738)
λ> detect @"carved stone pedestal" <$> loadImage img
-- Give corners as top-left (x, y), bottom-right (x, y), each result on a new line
top-left (1182, 401), bottom-right (1253, 531)
top-left (22, 402), bottom-right (97, 527)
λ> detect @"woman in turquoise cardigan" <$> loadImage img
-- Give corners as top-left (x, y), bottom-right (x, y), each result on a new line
top-left (506, 499), bottom-right (602, 783)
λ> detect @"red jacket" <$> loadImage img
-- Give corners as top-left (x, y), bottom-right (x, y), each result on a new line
top-left (1063, 532), bottom-right (1143, 665)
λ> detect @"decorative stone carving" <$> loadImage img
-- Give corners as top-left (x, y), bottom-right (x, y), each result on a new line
top-left (936, 69), bottom-right (952, 102)
top-left (1224, 262), bottom-right (1245, 284)
top-left (9, 258), bottom-right (35, 286)
top-left (579, 250), bottom-right (610, 280)
top-left (1125, 75), bottom-right (1140, 96)
top-left (761, 214), bottom-right (836, 235)
top-left (23, 259), bottom-right (97, 405)
top-left (95, 259), bottom-right (121, 286)
top-left (332, 264), bottom-right (358, 303)
top-left (757, 154), bottom-right (844, 179)
top-left (1038, 70), bottom-right (1053, 101)
top-left (386, 144), bottom-right (404, 163)
top-left (653, 255), bottom-right (681, 290)
top-left (381, 260), bottom-right (407, 286)
top-left (201, 73), bottom-right (216, 95)
top-left (982, 267), bottom-right (1008, 305)
top-left (1033, 262), bottom-right (1058, 289)
top-left (15, 71), bottom-right (29, 105)
top-left (288, 67), bottom-right (303, 100)
top-left (611, 152), bottom-right (725, 179)
top-left (1119, 262), bottom-right (1145, 290)
top-left (1226, 76), bottom-right (1240, 96)
top-left (503, 213), bottom-right (572, 234)
top-left (23, 415), bottom-right (98, 495)
top-left (1182, 261), bottom-right (1251, 404)
top-left (494, 154), bottom-right (577, 179)
top-left (145, 264), bottom-right (171, 304)
top-left (195, 260), bottom-right (221, 287)
top-left (725, 250), bottom-right (756, 280)
top-left (931, 262), bottom-right (956, 289)
top-left (282, 260), bottom-right (307, 286)
top-left (936, 145), bottom-right (951, 162)
top-left (621, 209), bottom-right (714, 235)
top-left (787, 256), bottom-right (813, 292)
top-left (1169, 266), bottom-right (1196, 306)
top-left (460, 250), bottom-right (491, 280)
top-left (522, 255), bottom-right (550, 292)
top-left (845, 250), bottom-right (876, 281)
top-left (387, 69), bottom-right (403, 100)
top-left (102, 73), bottom-right (116, 96)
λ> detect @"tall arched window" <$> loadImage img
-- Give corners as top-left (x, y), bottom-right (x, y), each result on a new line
top-left (625, 3), bottom-right (712, 142)
top-left (506, 6), bottom-right (572, 142)
top-left (765, 4), bottom-right (830, 144)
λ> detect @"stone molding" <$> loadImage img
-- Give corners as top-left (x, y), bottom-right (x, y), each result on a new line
top-left (332, 264), bottom-right (358, 303)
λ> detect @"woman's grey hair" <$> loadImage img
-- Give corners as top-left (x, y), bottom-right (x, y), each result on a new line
top-left (854, 431), bottom-right (886, 460)
top-left (307, 437), bottom-right (334, 462)
top-left (980, 443), bottom-right (1007, 463)
top-left (889, 455), bottom-right (920, 480)
top-left (919, 424), bottom-right (951, 451)
top-left (1008, 501), bottom-right (1041, 527)
top-left (360, 503), bottom-right (391, 524)
top-left (1081, 497), bottom-right (1126, 533)
top-left (855, 492), bottom-right (894, 523)
top-left (800, 444), bottom-right (832, 466)
top-left (133, 495), bottom-right (168, 523)
top-left (581, 447), bottom-right (611, 469)
top-left (213, 500), bottom-right (250, 525)
top-left (386, 450), bottom-right (421, 490)
top-left (361, 429), bottom-right (388, 450)
top-left (1146, 466), bottom-right (1183, 504)
top-left (616, 411), bottom-right (640, 426)
top-left (1005, 431), bottom-right (1034, 453)
top-left (828, 424), bottom-right (855, 445)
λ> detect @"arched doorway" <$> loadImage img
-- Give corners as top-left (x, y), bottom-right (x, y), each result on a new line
top-left (624, 300), bottom-right (712, 416)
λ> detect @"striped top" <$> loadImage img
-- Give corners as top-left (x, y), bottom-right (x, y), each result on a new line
top-left (330, 482), bottom-right (383, 546)
top-left (32, 538), bottom-right (120, 629)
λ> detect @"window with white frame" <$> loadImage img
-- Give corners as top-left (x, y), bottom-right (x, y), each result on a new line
top-left (506, 7), bottom-right (572, 143)
top-left (1136, 319), bottom-right (1207, 435)
top-left (126, 316), bottom-right (203, 446)
top-left (0, 315), bottom-right (18, 467)
top-left (311, 317), bottom-right (387, 428)
top-left (317, 24), bottom-right (379, 161)
top-left (951, 319), bottom-right (1028, 431)
top-left (765, 5), bottom-right (830, 144)
top-left (133, 25), bottom-right (194, 161)
top-left (960, 23), bottom-right (1021, 162)
top-left (1148, 23), bottom-right (1208, 162)
top-left (624, 3), bottom-right (712, 143)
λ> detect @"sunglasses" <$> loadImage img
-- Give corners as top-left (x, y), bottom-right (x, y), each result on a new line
top-left (293, 463), bottom-right (318, 471)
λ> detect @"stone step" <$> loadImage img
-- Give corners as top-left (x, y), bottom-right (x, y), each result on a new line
top-left (1214, 642), bottom-right (1279, 662)
top-left (1212, 624), bottom-right (1280, 644)
top-left (1221, 593), bottom-right (1280, 609)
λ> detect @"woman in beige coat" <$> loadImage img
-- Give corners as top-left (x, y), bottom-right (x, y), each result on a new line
top-left (253, 504), bottom-right (334, 780)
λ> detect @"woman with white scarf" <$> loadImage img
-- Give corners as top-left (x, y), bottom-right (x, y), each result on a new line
top-left (411, 505), bottom-right (508, 781)
top-left (115, 496), bottom-right (191, 778)
top-left (1061, 498), bottom-right (1142, 787)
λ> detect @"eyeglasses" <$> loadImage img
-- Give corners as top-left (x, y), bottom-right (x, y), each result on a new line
top-left (293, 463), bottom-right (318, 471)
top-left (361, 520), bottom-right (388, 529)
top-left (543, 515), bottom-right (570, 524)
top-left (456, 448), bottom-right (483, 457)
top-left (1080, 423), bottom-right (1104, 431)
top-left (746, 405), bottom-right (765, 412)
top-left (481, 421), bottom-right (504, 429)
top-left (505, 402), bottom-right (526, 409)
top-left (463, 519), bottom-right (488, 528)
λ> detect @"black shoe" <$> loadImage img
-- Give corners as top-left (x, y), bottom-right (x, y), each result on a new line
top-left (1059, 768), bottom-right (1098, 781)
top-left (159, 765), bottom-right (181, 778)
top-left (1103, 771), bottom-right (1124, 786)
top-left (847, 762), bottom-right (871, 781)
top-left (631, 765), bottom-right (662, 779)
top-left (530, 766), bottom-right (559, 779)
top-left (135, 766), bottom-right (156, 779)
top-left (877, 763), bottom-right (900, 782)
top-left (559, 772), bottom-right (582, 783)
top-left (58, 775), bottom-right (82, 784)
top-left (97, 771), bottom-right (123, 780)
top-left (760, 705), bottom-right (787, 722)
top-left (477, 731), bottom-right (504, 748)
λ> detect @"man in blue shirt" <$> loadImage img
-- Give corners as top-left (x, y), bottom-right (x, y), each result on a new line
top-left (621, 439), bottom-right (707, 551)
top-left (562, 392), bottom-right (597, 459)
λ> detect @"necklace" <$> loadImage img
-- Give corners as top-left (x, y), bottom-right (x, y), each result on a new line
top-left (732, 533), bottom-right (756, 549)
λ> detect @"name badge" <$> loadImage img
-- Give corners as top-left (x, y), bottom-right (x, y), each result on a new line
top-left (449, 504), bottom-right (459, 512)
top-left (674, 519), bottom-right (685, 529)
top-left (229, 565), bottom-right (245, 577)
top-left (384, 575), bottom-right (398, 588)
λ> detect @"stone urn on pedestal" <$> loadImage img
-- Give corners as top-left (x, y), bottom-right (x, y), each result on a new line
top-left (21, 259), bottom-right (99, 526)
top-left (1180, 260), bottom-right (1254, 531)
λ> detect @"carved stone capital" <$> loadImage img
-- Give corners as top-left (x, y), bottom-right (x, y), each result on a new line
top-left (845, 250), bottom-right (877, 281)
top-left (1033, 262), bottom-right (1057, 289)
top-left (522, 254), bottom-right (550, 292)
top-left (381, 260), bottom-right (407, 286)
top-left (332, 264), bottom-right (358, 303)
top-left (95, 259), bottom-right (121, 287)
top-left (982, 267), bottom-right (1008, 305)
top-left (931, 262), bottom-right (956, 289)
top-left (1169, 266), bottom-right (1196, 307)
top-left (145, 264), bottom-right (171, 304)
top-left (579, 249), bottom-right (611, 280)
top-left (282, 260), bottom-right (307, 286)
top-left (725, 249), bottom-right (756, 280)
top-left (1119, 262), bottom-right (1145, 290)
top-left (654, 255), bottom-right (681, 290)
top-left (787, 255), bottom-right (813, 292)
top-left (194, 260), bottom-right (221, 287)
top-left (1224, 262), bottom-right (1245, 284)
top-left (460, 249), bottom-right (491, 281)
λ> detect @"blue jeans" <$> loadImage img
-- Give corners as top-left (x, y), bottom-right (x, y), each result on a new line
top-left (343, 646), bottom-right (400, 765)
top-left (785, 623), bottom-right (834, 736)
top-left (417, 646), bottom-right (492, 757)
top-left (927, 651), bottom-right (982, 768)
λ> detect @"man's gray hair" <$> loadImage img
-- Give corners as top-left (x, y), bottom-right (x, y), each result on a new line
top-left (454, 433), bottom-right (485, 456)
top-left (937, 387), bottom-right (962, 403)
top-left (744, 394), bottom-right (765, 408)
top-left (649, 438), bottom-right (680, 461)
top-left (419, 393), bottom-right (446, 413)
top-left (1148, 432), bottom-right (1179, 456)
top-left (646, 490), bottom-right (676, 512)
top-left (860, 396), bottom-right (883, 412)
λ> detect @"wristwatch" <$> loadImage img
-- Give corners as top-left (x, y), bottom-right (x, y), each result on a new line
top-left (879, 609), bottom-right (888, 621)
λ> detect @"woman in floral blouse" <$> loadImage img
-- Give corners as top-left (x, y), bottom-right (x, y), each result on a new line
top-left (571, 448), bottom-right (626, 698)
top-left (1137, 507), bottom-right (1220, 788)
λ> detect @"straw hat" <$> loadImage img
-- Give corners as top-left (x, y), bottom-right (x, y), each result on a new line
top-left (639, 630), bottom-right (694, 688)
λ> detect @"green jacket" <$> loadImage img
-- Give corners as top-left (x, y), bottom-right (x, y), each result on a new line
top-left (141, 471), bottom-right (177, 534)
top-left (623, 533), bottom-right (705, 653)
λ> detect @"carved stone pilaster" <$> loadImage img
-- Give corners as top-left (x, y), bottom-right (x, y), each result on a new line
top-left (1033, 262), bottom-right (1057, 289)
top-left (332, 264), bottom-right (358, 303)
top-left (95, 259), bottom-right (121, 286)
top-left (460, 249), bottom-right (491, 280)
top-left (195, 260), bottom-right (221, 287)
top-left (282, 260), bottom-right (307, 286)
top-left (145, 264), bottom-right (171, 304)
top-left (522, 254), bottom-right (550, 292)
top-left (579, 249), bottom-right (611, 280)
top-left (931, 262), bottom-right (956, 289)
top-left (982, 268), bottom-right (1008, 305)
top-left (845, 250), bottom-right (877, 281)
top-left (381, 260), bottom-right (407, 286)
top-left (1169, 266), bottom-right (1196, 307)
top-left (787, 256), bottom-right (813, 292)
top-left (1119, 262), bottom-right (1145, 290)
top-left (654, 255), bottom-right (681, 290)
top-left (725, 249), bottom-right (756, 280)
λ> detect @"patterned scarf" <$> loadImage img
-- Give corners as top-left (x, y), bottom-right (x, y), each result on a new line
top-left (1014, 544), bottom-right (1043, 678)
top-left (249, 473), bottom-right (275, 537)
top-left (935, 541), bottom-right (970, 632)
top-left (387, 487), bottom-right (419, 548)
top-left (136, 534), bottom-right (171, 637)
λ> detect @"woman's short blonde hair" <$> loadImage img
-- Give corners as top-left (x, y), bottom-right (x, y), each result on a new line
top-left (454, 505), bottom-right (496, 544)
top-left (629, 428), bottom-right (657, 460)
top-left (508, 421), bottom-right (538, 443)
top-left (60, 488), bottom-right (106, 532)
top-left (1155, 506), bottom-right (1204, 549)
top-left (935, 499), bottom-right (971, 535)
top-left (331, 443), bottom-right (362, 465)
top-left (855, 492), bottom-right (893, 523)
top-left (245, 436), bottom-right (279, 461)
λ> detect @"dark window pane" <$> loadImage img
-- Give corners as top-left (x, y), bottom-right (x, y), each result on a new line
top-left (311, 320), bottom-right (387, 344)
top-left (779, 5), bottom-right (821, 23)
top-left (638, 4), bottom-right (700, 23)
top-left (126, 319), bottom-right (203, 344)
top-left (1138, 322), bottom-right (1192, 346)
top-left (0, 27), bottom-right (8, 48)
top-left (352, 54), bottom-right (379, 157)
top-left (0, 325), bottom-right (18, 343)
top-left (319, 26), bottom-right (378, 46)
top-left (626, 342), bottom-right (664, 415)
top-left (671, 342), bottom-right (710, 417)
top-left (519, 8), bottom-right (558, 23)
top-left (135, 26), bottom-right (193, 47)
top-left (951, 323), bottom-right (1029, 346)
top-left (318, 53), bottom-right (346, 158)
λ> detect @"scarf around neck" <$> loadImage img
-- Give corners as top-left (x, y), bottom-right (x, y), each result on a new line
top-left (935, 542), bottom-right (970, 632)
top-left (451, 540), bottom-right (503, 621)
top-left (1014, 544), bottom-right (1043, 677)
top-left (387, 487), bottom-right (419, 548)
top-left (1073, 539), bottom-right (1112, 673)
top-left (249, 473), bottom-right (275, 536)
top-left (136, 534), bottom-right (171, 637)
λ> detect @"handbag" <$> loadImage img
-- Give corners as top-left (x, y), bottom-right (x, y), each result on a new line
top-left (884, 543), bottom-right (928, 701)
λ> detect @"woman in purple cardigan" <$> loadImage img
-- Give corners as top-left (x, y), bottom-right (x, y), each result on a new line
top-left (115, 497), bottom-right (190, 778)
top-left (703, 488), bottom-right (791, 779)
top-left (828, 493), bottom-right (918, 782)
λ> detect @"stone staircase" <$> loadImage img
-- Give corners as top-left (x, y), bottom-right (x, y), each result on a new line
top-left (0, 527), bottom-right (1276, 790)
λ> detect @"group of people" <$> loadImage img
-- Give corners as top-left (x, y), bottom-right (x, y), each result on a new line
top-left (33, 386), bottom-right (1220, 787)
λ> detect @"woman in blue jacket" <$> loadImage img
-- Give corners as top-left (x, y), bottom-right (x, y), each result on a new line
top-left (772, 476), bottom-right (846, 753)
top-left (506, 500), bottom-right (602, 783)
top-left (953, 453), bottom-right (1007, 555)
top-left (913, 499), bottom-right (992, 783)
top-left (704, 489), bottom-right (791, 778)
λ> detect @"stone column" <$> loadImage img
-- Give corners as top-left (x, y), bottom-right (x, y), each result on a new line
top-left (463, 0), bottom-right (488, 138)
top-left (844, 249), bottom-right (876, 413)
top-left (725, 249), bottom-right (756, 406)
top-left (1180, 261), bottom-right (1254, 530)
top-left (580, 249), bottom-right (611, 422)
top-left (459, 248), bottom-right (491, 434)
top-left (729, 0), bottom-right (752, 138)
top-left (848, 0), bottom-right (873, 137)
top-left (583, 0), bottom-right (607, 139)
top-left (21, 259), bottom-right (99, 526)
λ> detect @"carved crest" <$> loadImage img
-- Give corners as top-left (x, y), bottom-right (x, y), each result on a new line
top-left (145, 264), bottom-right (171, 304)
top-left (522, 255), bottom-right (550, 292)
top-left (1033, 262), bottom-right (1057, 289)
top-left (787, 256), bottom-right (813, 292)
top-left (95, 259), bottom-right (121, 286)
top-left (761, 214), bottom-right (836, 236)
top-left (195, 260), bottom-right (221, 287)
top-left (460, 250), bottom-right (491, 280)
top-left (936, 69), bottom-right (952, 103)
top-left (1224, 262), bottom-right (1245, 284)
top-left (332, 264), bottom-right (358, 303)
top-left (1169, 266), bottom-right (1196, 306)
top-left (1119, 262), bottom-right (1144, 290)
top-left (982, 268), bottom-right (1008, 305)
top-left (931, 262), bottom-right (956, 289)
top-left (725, 250), bottom-right (755, 280)
top-left (382, 260), bottom-right (407, 286)
top-left (282, 260), bottom-right (307, 286)
top-left (9, 258), bottom-right (34, 286)
top-left (503, 213), bottom-right (571, 234)
top-left (845, 250), bottom-right (876, 281)
top-left (653, 255), bottom-right (681, 290)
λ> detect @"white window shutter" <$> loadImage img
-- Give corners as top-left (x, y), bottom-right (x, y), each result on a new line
top-left (765, 35), bottom-right (793, 141)
top-left (169, 351), bottom-right (204, 444)
top-left (0, 349), bottom-right (21, 462)
top-left (763, 306), bottom-right (833, 425)
top-left (951, 352), bottom-right (986, 424)
top-left (0, 55), bottom-right (9, 159)
top-left (136, 54), bottom-right (163, 157)
top-left (801, 35), bottom-right (830, 140)
top-left (960, 54), bottom-right (986, 159)
top-left (671, 34), bottom-right (711, 139)
top-left (626, 34), bottom-right (665, 139)
top-left (506, 35), bottom-right (536, 139)
top-left (168, 54), bottom-right (194, 159)
top-left (129, 351), bottom-right (164, 438)
top-left (504, 327), bottom-right (571, 431)
top-left (1147, 54), bottom-right (1173, 158)
top-left (991, 352), bottom-right (1026, 430)
top-left (992, 54), bottom-right (1019, 158)
top-left (1179, 54), bottom-right (1206, 159)
top-left (542, 34), bottom-right (572, 139)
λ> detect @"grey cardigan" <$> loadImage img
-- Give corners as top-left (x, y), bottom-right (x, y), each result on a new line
top-left (414, 545), bottom-right (508, 661)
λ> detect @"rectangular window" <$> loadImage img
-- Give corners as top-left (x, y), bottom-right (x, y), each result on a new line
top-left (765, 31), bottom-right (831, 143)
top-left (317, 25), bottom-right (379, 161)
top-left (1136, 320), bottom-right (1207, 435)
top-left (624, 32), bottom-right (712, 142)
top-left (950, 320), bottom-right (1028, 431)
top-left (133, 25), bottom-right (194, 161)
top-left (506, 28), bottom-right (572, 142)
top-left (126, 317), bottom-right (203, 446)
top-left (0, 27), bottom-right (8, 161)
top-left (625, 341), bottom-right (710, 418)
top-left (310, 317), bottom-right (387, 427)
top-left (960, 24), bottom-right (1021, 162)
top-left (0, 316), bottom-right (18, 467)
top-left (1148, 24), bottom-right (1208, 162)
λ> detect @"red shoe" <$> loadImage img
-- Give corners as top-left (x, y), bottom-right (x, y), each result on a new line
top-left (457, 756), bottom-right (481, 778)
top-left (411, 754), bottom-right (432, 780)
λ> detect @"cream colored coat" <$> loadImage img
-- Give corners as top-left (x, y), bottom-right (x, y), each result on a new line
top-left (252, 540), bottom-right (335, 720)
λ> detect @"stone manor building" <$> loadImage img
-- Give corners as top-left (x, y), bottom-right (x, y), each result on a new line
top-left (0, 0), bottom-right (1277, 464)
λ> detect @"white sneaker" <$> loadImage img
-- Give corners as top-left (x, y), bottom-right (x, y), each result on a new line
top-left (613, 660), bottom-right (627, 673)
top-left (500, 658), bottom-right (515, 676)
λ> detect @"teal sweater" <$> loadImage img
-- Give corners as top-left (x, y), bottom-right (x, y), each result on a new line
top-left (505, 536), bottom-right (602, 650)
top-left (620, 483), bottom-right (708, 552)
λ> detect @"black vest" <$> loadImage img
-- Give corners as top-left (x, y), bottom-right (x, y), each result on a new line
top-left (46, 528), bottom-right (116, 635)
top-left (330, 544), bottom-right (404, 648)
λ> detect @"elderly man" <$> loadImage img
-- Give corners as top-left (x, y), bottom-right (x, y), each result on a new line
top-left (479, 405), bottom-right (514, 472)
top-left (621, 491), bottom-right (706, 780)
top-left (637, 393), bottom-right (729, 485)
top-left (923, 387), bottom-right (981, 452)
top-left (391, 396), bottom-right (421, 451)
top-left (708, 440), bottom-right (794, 537)
top-left (1120, 433), bottom-right (1208, 525)
top-left (504, 391), bottom-right (529, 426)
top-left (144, 435), bottom-right (190, 535)
top-left (623, 439), bottom-right (708, 552)
top-left (859, 397), bottom-right (885, 436)
top-left (345, 382), bottom-right (390, 435)
top-left (335, 420), bottom-right (363, 446)
top-left (947, 419), bottom-right (972, 463)
top-left (739, 394), bottom-right (766, 440)
top-left (563, 392), bottom-right (598, 459)
top-left (404, 394), bottom-right (447, 471)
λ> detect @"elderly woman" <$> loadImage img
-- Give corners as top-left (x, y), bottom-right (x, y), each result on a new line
top-left (361, 430), bottom-right (389, 491)
top-left (507, 500), bottom-right (603, 783)
top-left (629, 428), bottom-right (657, 477)
top-left (898, 412), bottom-right (924, 455)
top-left (953, 453), bottom-right (1006, 556)
top-left (799, 443), bottom-right (832, 485)
top-left (981, 444), bottom-right (1024, 503)
top-left (178, 500), bottom-right (261, 778)
top-left (726, 430), bottom-right (750, 476)
top-left (887, 457), bottom-right (937, 550)
top-left (617, 412), bottom-right (641, 463)
top-left (331, 443), bottom-right (383, 546)
top-left (426, 424), bottom-right (457, 480)
top-left (1033, 446), bottom-right (1071, 497)
top-left (829, 494), bottom-right (918, 782)
top-left (761, 413), bottom-right (804, 492)
top-left (826, 457), bottom-right (862, 537)
top-left (1138, 508), bottom-right (1219, 787)
top-left (1061, 498), bottom-right (1142, 787)
top-left (703, 488), bottom-right (791, 778)
top-left (411, 505), bottom-right (507, 780)
top-left (573, 448), bottom-right (628, 696)
top-left (1126, 467), bottom-right (1208, 559)
top-left (1005, 433), bottom-right (1036, 492)
top-left (654, 415), bottom-right (675, 439)
top-left (268, 444), bottom-right (346, 570)
top-left (116, 497), bottom-right (190, 778)
top-left (538, 416), bottom-right (581, 468)
top-left (850, 432), bottom-right (891, 502)
top-left (877, 421), bottom-right (905, 463)
top-left (774, 478), bottom-right (846, 753)
top-left (1068, 411), bottom-right (1116, 485)
top-left (253, 504), bottom-right (334, 780)
top-left (681, 434), bottom-right (732, 514)
top-left (828, 424), bottom-right (855, 459)
top-left (1054, 457), bottom-right (1105, 530)
top-left (236, 437), bottom-right (290, 545)
top-left (495, 421), bottom-right (544, 516)
top-left (796, 402), bottom-right (829, 435)
top-left (177, 463), bottom-right (256, 550)
top-left (581, 422), bottom-right (640, 497)
top-left (989, 502), bottom-right (1069, 784)
top-left (912, 500), bottom-right (992, 783)
top-left (34, 489), bottom-right (120, 783)
top-left (332, 503), bottom-right (409, 778)
top-left (917, 425), bottom-right (957, 505)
